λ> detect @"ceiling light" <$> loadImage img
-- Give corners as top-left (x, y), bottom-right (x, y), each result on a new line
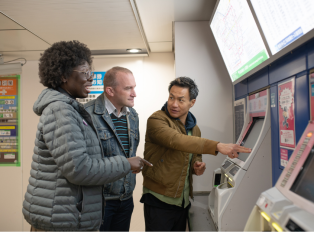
top-left (126, 49), bottom-right (142, 53)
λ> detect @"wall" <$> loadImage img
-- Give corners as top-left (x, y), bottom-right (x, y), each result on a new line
top-left (174, 21), bottom-right (233, 192)
top-left (0, 53), bottom-right (175, 231)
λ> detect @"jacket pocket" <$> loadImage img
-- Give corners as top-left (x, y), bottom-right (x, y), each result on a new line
top-left (129, 130), bottom-right (139, 157)
top-left (98, 129), bottom-right (115, 156)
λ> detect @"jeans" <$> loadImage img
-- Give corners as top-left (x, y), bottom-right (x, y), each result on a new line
top-left (100, 197), bottom-right (134, 231)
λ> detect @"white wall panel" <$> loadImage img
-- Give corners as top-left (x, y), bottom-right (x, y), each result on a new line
top-left (175, 21), bottom-right (233, 192)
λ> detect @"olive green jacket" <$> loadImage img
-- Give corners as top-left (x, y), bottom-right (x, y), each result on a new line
top-left (142, 110), bottom-right (219, 199)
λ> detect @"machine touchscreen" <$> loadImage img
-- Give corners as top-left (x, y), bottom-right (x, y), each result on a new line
top-left (290, 146), bottom-right (314, 203)
top-left (238, 118), bottom-right (264, 162)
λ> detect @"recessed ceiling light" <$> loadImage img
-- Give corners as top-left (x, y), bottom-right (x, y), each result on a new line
top-left (126, 49), bottom-right (142, 53)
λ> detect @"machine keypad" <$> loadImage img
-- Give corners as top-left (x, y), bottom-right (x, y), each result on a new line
top-left (280, 134), bottom-right (312, 187)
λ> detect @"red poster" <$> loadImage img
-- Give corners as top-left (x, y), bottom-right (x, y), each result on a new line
top-left (278, 78), bottom-right (295, 148)
top-left (0, 79), bottom-right (17, 95)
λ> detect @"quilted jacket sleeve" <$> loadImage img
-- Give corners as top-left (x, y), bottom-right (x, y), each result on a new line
top-left (42, 103), bottom-right (131, 186)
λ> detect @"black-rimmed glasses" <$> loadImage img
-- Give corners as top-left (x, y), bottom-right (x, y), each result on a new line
top-left (73, 70), bottom-right (94, 79)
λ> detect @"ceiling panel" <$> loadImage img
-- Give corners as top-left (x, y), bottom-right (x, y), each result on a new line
top-left (149, 42), bottom-right (172, 52)
top-left (136, 0), bottom-right (174, 42)
top-left (0, 0), bottom-right (146, 50)
top-left (173, 0), bottom-right (216, 21)
top-left (0, 13), bottom-right (23, 30)
top-left (0, 30), bottom-right (49, 51)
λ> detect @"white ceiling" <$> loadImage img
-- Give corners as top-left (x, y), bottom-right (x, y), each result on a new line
top-left (0, 0), bottom-right (217, 62)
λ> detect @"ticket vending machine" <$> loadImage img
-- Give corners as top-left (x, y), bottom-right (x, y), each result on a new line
top-left (208, 89), bottom-right (272, 231)
top-left (245, 122), bottom-right (314, 231)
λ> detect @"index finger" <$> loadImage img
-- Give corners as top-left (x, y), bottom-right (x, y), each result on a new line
top-left (142, 158), bottom-right (153, 167)
top-left (236, 146), bottom-right (252, 153)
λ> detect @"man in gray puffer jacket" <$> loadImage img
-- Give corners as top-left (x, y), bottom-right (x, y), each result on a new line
top-left (22, 41), bottom-right (146, 231)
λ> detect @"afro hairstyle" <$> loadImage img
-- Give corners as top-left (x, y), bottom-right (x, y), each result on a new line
top-left (38, 40), bottom-right (92, 89)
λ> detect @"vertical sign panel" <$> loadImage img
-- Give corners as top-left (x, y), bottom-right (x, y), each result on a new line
top-left (278, 77), bottom-right (296, 149)
top-left (77, 72), bottom-right (106, 104)
top-left (234, 98), bottom-right (246, 143)
top-left (0, 75), bottom-right (20, 166)
top-left (310, 69), bottom-right (314, 121)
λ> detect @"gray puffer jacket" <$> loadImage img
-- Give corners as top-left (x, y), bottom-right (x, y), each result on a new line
top-left (22, 88), bottom-right (131, 231)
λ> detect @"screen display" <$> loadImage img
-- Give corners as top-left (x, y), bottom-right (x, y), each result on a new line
top-left (210, 0), bottom-right (269, 82)
top-left (222, 160), bottom-right (232, 170)
top-left (251, 0), bottom-right (314, 55)
top-left (238, 118), bottom-right (264, 162)
top-left (290, 146), bottom-right (314, 203)
top-left (229, 166), bottom-right (240, 176)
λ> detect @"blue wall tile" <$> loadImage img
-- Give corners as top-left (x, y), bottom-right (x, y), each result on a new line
top-left (269, 46), bottom-right (307, 84)
top-left (248, 67), bottom-right (269, 93)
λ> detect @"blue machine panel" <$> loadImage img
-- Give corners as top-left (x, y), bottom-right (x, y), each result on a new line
top-left (234, 79), bottom-right (248, 99)
top-left (269, 46), bottom-right (307, 84)
top-left (270, 85), bottom-right (281, 185)
top-left (307, 39), bottom-right (314, 69)
top-left (295, 73), bottom-right (310, 142)
top-left (248, 67), bottom-right (269, 93)
top-left (234, 37), bottom-right (314, 185)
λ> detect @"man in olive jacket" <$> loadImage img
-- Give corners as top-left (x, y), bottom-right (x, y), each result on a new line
top-left (141, 77), bottom-right (251, 231)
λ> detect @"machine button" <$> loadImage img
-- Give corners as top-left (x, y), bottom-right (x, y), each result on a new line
top-left (281, 180), bottom-right (287, 187)
top-left (265, 203), bottom-right (268, 208)
top-left (294, 156), bottom-right (300, 161)
top-left (289, 168), bottom-right (294, 172)
top-left (285, 174), bottom-right (290, 178)
top-left (291, 164), bottom-right (295, 169)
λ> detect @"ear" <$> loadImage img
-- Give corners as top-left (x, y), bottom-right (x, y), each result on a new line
top-left (61, 76), bottom-right (67, 83)
top-left (190, 99), bottom-right (196, 108)
top-left (105, 86), bottom-right (115, 97)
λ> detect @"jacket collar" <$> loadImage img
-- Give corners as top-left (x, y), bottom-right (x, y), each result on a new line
top-left (161, 101), bottom-right (197, 133)
top-left (94, 93), bottom-right (135, 120)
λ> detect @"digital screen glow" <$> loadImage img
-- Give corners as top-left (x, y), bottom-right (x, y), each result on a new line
top-left (210, 0), bottom-right (269, 82)
top-left (251, 0), bottom-right (314, 55)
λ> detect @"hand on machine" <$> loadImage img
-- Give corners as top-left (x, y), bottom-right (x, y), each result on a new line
top-left (216, 143), bottom-right (252, 159)
top-left (127, 157), bottom-right (153, 174)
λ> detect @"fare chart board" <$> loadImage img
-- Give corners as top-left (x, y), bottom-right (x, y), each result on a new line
top-left (0, 75), bottom-right (20, 167)
top-left (251, 0), bottom-right (314, 55)
top-left (210, 0), bottom-right (269, 82)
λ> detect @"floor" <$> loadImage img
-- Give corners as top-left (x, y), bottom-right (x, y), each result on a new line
top-left (189, 193), bottom-right (216, 231)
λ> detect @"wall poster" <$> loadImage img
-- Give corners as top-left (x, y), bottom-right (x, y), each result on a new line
top-left (280, 148), bottom-right (289, 167)
top-left (77, 72), bottom-right (106, 104)
top-left (278, 77), bottom-right (296, 149)
top-left (0, 74), bottom-right (20, 166)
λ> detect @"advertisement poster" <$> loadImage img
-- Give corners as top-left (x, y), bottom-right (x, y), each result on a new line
top-left (310, 70), bottom-right (314, 121)
top-left (280, 148), bottom-right (289, 167)
top-left (249, 89), bottom-right (267, 117)
top-left (0, 75), bottom-right (20, 166)
top-left (77, 71), bottom-right (106, 104)
top-left (278, 78), bottom-right (296, 149)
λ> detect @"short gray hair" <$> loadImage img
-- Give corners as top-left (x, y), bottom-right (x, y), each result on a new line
top-left (103, 66), bottom-right (133, 88)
